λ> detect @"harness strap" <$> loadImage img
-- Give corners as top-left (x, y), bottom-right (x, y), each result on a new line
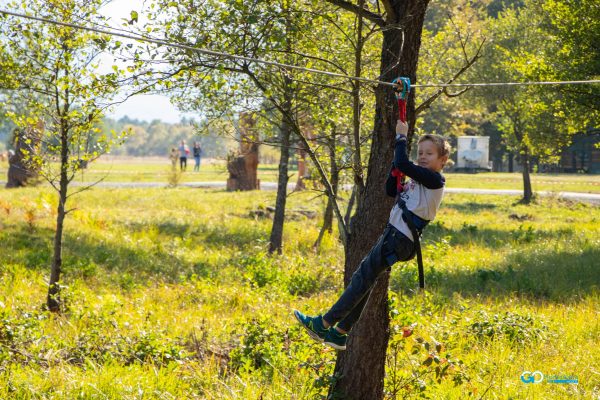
top-left (391, 168), bottom-right (404, 191)
top-left (398, 199), bottom-right (427, 289)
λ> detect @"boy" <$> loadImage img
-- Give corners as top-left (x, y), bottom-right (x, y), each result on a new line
top-left (294, 120), bottom-right (450, 350)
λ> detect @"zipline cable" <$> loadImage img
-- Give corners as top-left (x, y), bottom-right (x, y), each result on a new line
top-left (2, 9), bottom-right (600, 89)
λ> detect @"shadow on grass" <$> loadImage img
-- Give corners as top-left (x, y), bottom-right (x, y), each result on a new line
top-left (0, 226), bottom-right (54, 269)
top-left (123, 220), bottom-right (267, 249)
top-left (392, 245), bottom-right (600, 302)
top-left (1, 220), bottom-right (268, 288)
top-left (424, 220), bottom-right (574, 250)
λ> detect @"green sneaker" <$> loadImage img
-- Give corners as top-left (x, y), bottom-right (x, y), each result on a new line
top-left (293, 310), bottom-right (328, 343)
top-left (324, 328), bottom-right (347, 350)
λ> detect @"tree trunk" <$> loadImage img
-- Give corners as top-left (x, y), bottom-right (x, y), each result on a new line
top-left (48, 128), bottom-right (69, 312)
top-left (314, 133), bottom-right (338, 250)
top-left (268, 75), bottom-right (293, 254)
top-left (351, 0), bottom-right (365, 192)
top-left (508, 151), bottom-right (514, 172)
top-left (330, 1), bottom-right (430, 399)
top-left (521, 146), bottom-right (533, 203)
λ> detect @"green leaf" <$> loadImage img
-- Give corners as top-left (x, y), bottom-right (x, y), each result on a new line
top-left (129, 10), bottom-right (138, 24)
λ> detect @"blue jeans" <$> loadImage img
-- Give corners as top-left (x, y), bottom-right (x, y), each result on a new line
top-left (194, 156), bottom-right (201, 171)
top-left (323, 224), bottom-right (415, 332)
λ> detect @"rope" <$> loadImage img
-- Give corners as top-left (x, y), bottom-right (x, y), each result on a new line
top-left (2, 9), bottom-right (600, 89)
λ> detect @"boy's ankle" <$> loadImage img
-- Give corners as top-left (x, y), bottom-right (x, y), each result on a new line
top-left (321, 317), bottom-right (331, 329)
top-left (334, 326), bottom-right (348, 335)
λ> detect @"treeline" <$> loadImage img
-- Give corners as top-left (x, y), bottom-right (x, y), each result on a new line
top-left (102, 116), bottom-right (237, 158)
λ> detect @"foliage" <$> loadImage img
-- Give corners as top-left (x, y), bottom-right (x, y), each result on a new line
top-left (467, 310), bottom-right (548, 346)
top-left (0, 0), bottom-right (140, 310)
top-left (539, 0), bottom-right (600, 122)
top-left (0, 0), bottom-right (131, 177)
top-left (101, 116), bottom-right (237, 158)
top-left (229, 316), bottom-right (286, 372)
top-left (418, 0), bottom-right (488, 138)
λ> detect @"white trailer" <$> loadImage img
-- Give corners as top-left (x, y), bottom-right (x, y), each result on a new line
top-left (456, 136), bottom-right (492, 171)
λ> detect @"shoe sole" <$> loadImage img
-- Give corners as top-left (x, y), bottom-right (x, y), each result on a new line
top-left (324, 340), bottom-right (346, 351)
top-left (293, 310), bottom-right (325, 343)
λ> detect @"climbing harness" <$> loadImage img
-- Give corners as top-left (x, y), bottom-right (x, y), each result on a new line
top-left (391, 77), bottom-right (427, 289)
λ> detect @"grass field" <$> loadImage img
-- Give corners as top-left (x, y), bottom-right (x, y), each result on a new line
top-left (2, 157), bottom-right (600, 193)
top-left (0, 179), bottom-right (598, 399)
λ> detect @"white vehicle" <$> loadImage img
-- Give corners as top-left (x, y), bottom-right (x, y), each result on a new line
top-left (456, 136), bottom-right (492, 171)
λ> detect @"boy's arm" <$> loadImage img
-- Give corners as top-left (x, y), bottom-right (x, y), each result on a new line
top-left (393, 122), bottom-right (444, 189)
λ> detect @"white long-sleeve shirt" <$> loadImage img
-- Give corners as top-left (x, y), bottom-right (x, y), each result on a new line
top-left (386, 137), bottom-right (445, 241)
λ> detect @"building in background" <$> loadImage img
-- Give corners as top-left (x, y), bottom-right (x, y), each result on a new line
top-left (559, 130), bottom-right (600, 174)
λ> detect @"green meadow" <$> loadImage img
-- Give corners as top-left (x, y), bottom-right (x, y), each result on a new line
top-left (3, 157), bottom-right (599, 193)
top-left (0, 177), bottom-right (599, 398)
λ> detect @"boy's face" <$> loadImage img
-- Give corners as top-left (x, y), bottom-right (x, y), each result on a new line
top-left (417, 140), bottom-right (447, 172)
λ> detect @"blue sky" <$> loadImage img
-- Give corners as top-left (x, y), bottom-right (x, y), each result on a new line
top-left (101, 1), bottom-right (193, 123)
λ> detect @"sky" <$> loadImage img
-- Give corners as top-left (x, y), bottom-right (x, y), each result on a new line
top-left (0, 0), bottom-right (195, 123)
top-left (100, 1), bottom-right (193, 123)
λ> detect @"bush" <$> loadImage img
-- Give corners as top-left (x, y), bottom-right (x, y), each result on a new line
top-left (468, 310), bottom-right (548, 346)
top-left (229, 317), bottom-right (285, 373)
top-left (240, 252), bottom-right (280, 288)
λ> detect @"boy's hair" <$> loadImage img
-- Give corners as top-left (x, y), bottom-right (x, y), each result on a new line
top-left (417, 134), bottom-right (451, 158)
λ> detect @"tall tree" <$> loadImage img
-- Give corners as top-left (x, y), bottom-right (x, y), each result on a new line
top-left (319, 0), bottom-right (485, 397)
top-left (0, 0), bottom-right (131, 311)
top-left (541, 0), bottom-right (600, 121)
top-left (476, 1), bottom-right (577, 202)
top-left (322, 1), bottom-right (430, 398)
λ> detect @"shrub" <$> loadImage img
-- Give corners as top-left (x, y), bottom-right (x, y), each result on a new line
top-left (229, 317), bottom-right (285, 373)
top-left (240, 252), bottom-right (280, 288)
top-left (468, 310), bottom-right (548, 346)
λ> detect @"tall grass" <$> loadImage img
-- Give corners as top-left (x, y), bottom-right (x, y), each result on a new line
top-left (0, 187), bottom-right (598, 399)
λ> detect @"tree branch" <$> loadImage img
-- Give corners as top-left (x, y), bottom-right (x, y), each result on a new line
top-left (415, 38), bottom-right (486, 115)
top-left (325, 0), bottom-right (386, 27)
top-left (243, 65), bottom-right (349, 242)
top-left (380, 0), bottom-right (397, 23)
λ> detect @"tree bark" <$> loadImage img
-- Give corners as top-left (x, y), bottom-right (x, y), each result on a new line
top-left (329, 1), bottom-right (430, 399)
top-left (48, 124), bottom-right (69, 312)
top-left (314, 132), bottom-right (339, 250)
top-left (521, 146), bottom-right (533, 203)
top-left (268, 74), bottom-right (293, 254)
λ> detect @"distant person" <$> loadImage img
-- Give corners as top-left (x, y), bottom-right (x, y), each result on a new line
top-left (193, 142), bottom-right (203, 171)
top-left (178, 140), bottom-right (189, 171)
top-left (169, 147), bottom-right (178, 169)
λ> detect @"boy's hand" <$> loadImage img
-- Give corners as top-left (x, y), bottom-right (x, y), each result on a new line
top-left (396, 120), bottom-right (408, 138)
